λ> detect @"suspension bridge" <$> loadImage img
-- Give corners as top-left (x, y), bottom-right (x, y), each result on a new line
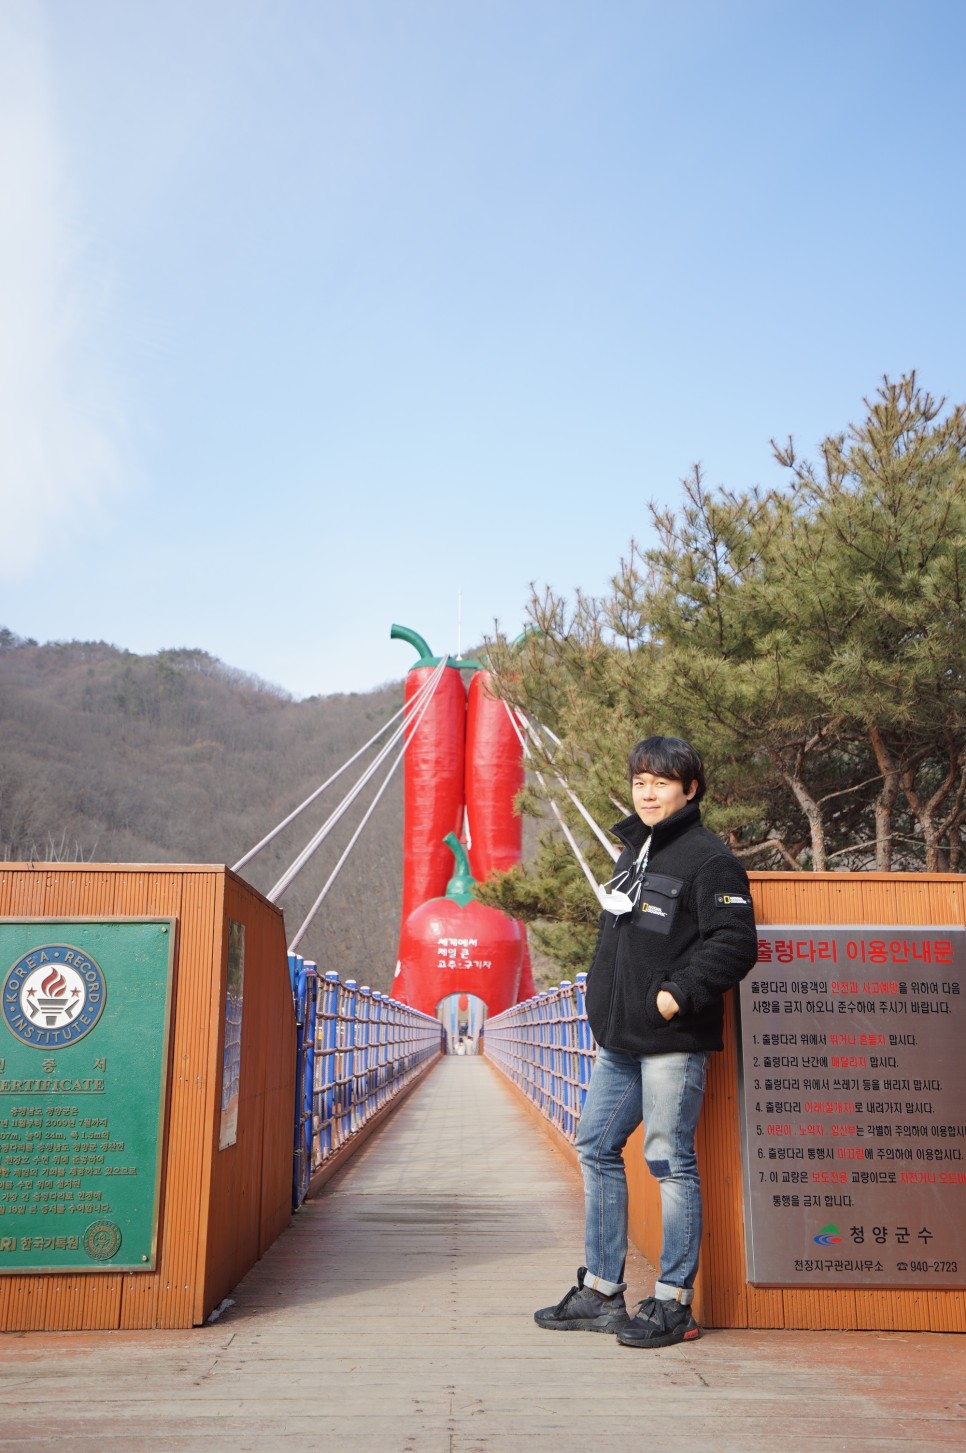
top-left (0, 625), bottom-right (963, 1451)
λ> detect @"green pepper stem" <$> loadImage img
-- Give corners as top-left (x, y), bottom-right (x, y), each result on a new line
top-left (443, 832), bottom-right (476, 906)
top-left (390, 622), bottom-right (484, 673)
top-left (390, 623), bottom-right (434, 663)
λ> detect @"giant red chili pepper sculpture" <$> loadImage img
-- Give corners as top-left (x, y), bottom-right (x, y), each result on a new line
top-left (465, 668), bottom-right (523, 880)
top-left (392, 624), bottom-right (534, 1012)
top-left (392, 624), bottom-right (469, 929)
top-left (397, 834), bottom-right (524, 1018)
top-left (465, 667), bottom-right (535, 1000)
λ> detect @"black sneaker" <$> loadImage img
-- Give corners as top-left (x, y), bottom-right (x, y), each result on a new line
top-left (616, 1295), bottom-right (701, 1348)
top-left (534, 1267), bottom-right (629, 1333)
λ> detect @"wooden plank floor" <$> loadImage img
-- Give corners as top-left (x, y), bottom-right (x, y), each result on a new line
top-left (0, 1056), bottom-right (963, 1452)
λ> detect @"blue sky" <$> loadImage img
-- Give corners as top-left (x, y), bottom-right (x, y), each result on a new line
top-left (2, 0), bottom-right (965, 697)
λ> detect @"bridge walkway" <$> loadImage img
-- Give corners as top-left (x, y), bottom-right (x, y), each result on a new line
top-left (0, 1057), bottom-right (962, 1452)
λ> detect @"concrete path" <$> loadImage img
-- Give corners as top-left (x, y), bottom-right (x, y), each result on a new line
top-left (0, 1057), bottom-right (963, 1452)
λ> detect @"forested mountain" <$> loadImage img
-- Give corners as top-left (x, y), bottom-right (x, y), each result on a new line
top-left (0, 631), bottom-right (405, 991)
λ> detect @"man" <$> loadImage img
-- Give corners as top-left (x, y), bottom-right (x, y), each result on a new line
top-left (535, 735), bottom-right (758, 1348)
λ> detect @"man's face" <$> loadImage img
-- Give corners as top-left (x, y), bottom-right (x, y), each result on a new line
top-left (631, 771), bottom-right (696, 827)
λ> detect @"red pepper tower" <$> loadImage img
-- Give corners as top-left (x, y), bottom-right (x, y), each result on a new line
top-left (398, 835), bottom-right (524, 1018)
top-left (391, 625), bottom-right (467, 928)
top-left (465, 667), bottom-right (536, 1001)
top-left (391, 625), bottom-right (533, 1015)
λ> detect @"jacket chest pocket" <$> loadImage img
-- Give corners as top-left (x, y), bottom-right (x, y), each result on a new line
top-left (631, 872), bottom-right (684, 937)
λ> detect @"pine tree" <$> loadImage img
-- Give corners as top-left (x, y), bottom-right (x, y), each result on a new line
top-left (478, 375), bottom-right (966, 970)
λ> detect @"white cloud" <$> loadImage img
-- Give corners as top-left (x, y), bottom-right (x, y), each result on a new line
top-left (0, 0), bottom-right (125, 578)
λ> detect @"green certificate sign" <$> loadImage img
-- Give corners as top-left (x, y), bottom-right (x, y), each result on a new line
top-left (0, 919), bottom-right (175, 1273)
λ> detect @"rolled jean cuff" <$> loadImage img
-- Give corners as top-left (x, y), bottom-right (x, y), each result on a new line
top-left (584, 1270), bottom-right (627, 1297)
top-left (654, 1280), bottom-right (693, 1305)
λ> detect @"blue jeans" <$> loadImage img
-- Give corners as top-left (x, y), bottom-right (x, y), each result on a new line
top-left (575, 1045), bottom-right (709, 1304)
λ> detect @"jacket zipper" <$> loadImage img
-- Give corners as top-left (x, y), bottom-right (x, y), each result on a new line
top-left (603, 833), bottom-right (651, 1047)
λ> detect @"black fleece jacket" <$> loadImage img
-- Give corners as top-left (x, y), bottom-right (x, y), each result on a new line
top-left (585, 800), bottom-right (758, 1056)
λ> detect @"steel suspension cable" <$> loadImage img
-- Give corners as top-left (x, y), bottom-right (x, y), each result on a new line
top-left (286, 754), bottom-right (402, 954)
top-left (511, 706), bottom-right (620, 862)
top-left (526, 719), bottom-right (629, 816)
top-left (231, 665), bottom-right (441, 873)
top-left (501, 703), bottom-right (609, 898)
top-left (286, 657), bottom-right (450, 951)
top-left (266, 657), bottom-right (448, 903)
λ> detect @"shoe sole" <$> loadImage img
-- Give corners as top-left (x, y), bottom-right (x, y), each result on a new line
top-left (534, 1314), bottom-right (629, 1333)
top-left (617, 1325), bottom-right (701, 1348)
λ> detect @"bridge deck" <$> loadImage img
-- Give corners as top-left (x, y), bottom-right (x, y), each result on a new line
top-left (1, 1057), bottom-right (962, 1452)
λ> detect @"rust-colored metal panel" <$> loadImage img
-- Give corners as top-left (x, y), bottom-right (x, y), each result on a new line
top-left (686, 872), bottom-right (966, 1331)
top-left (197, 874), bottom-right (295, 1323)
top-left (31, 1273), bottom-right (124, 1330)
top-left (0, 864), bottom-right (295, 1331)
top-left (131, 869), bottom-right (219, 1330)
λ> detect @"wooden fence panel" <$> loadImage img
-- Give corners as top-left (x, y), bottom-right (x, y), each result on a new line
top-left (0, 864), bottom-right (294, 1330)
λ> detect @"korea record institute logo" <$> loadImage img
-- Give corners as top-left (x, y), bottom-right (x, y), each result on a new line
top-left (83, 1220), bottom-right (123, 1262)
top-left (2, 944), bottom-right (107, 1048)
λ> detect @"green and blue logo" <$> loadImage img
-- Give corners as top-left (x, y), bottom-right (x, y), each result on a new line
top-left (813, 1223), bottom-right (843, 1246)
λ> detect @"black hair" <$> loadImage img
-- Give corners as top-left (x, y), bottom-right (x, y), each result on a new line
top-left (627, 735), bottom-right (706, 804)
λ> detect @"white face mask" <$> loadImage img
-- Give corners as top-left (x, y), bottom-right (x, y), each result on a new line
top-left (596, 839), bottom-right (651, 915)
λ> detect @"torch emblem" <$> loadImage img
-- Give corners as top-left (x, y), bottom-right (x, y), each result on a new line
top-left (2, 944), bottom-right (107, 1047)
top-left (28, 967), bottom-right (80, 1026)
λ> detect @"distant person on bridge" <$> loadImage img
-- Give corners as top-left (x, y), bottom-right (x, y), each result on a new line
top-left (535, 736), bottom-right (758, 1348)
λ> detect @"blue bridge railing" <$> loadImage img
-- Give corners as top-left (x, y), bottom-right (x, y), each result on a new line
top-left (483, 972), bottom-right (596, 1142)
top-left (289, 955), bottom-right (443, 1206)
